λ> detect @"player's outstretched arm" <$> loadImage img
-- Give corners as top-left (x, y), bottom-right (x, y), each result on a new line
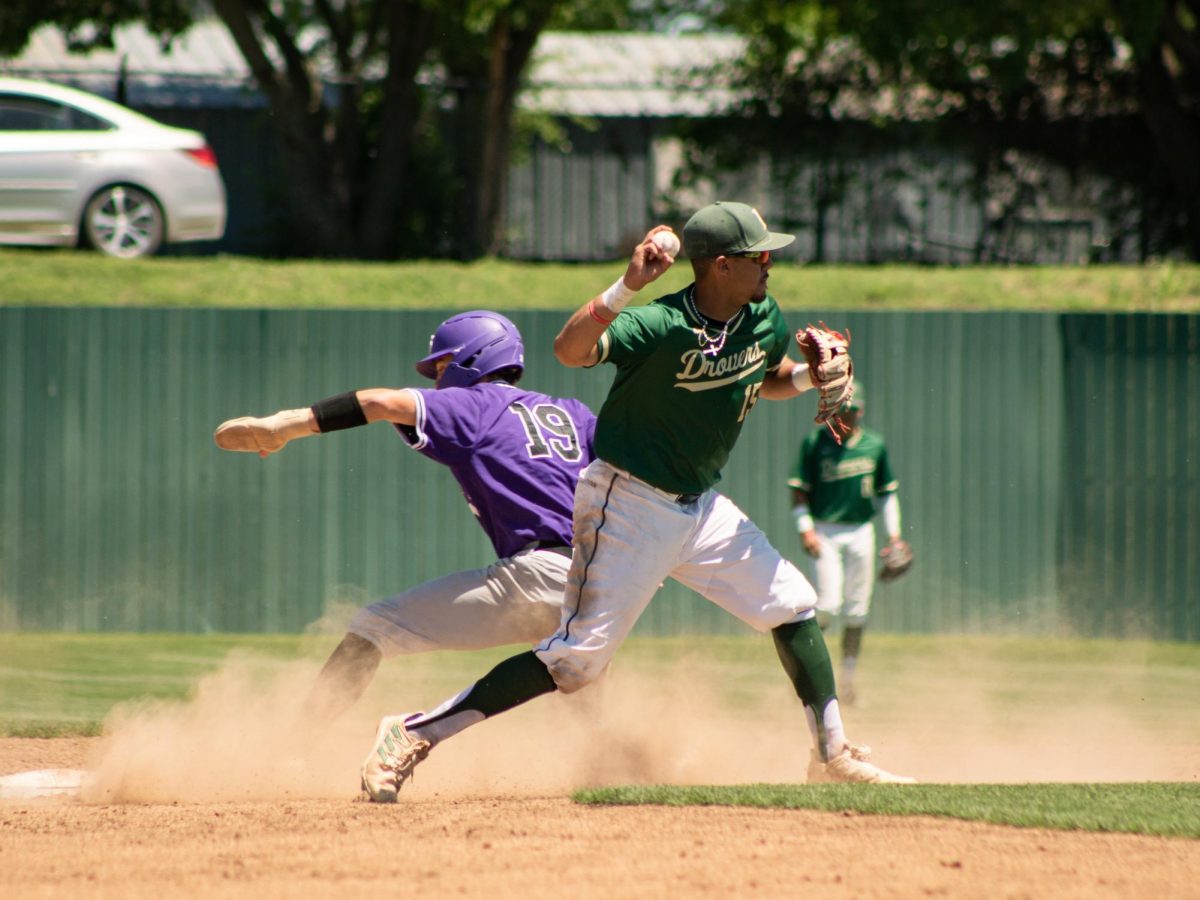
top-left (214, 388), bottom-right (418, 458)
top-left (761, 355), bottom-right (817, 400)
top-left (355, 388), bottom-right (418, 426)
top-left (554, 226), bottom-right (677, 368)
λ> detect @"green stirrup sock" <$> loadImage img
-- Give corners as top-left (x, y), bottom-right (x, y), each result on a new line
top-left (423, 650), bottom-right (557, 723)
top-left (843, 625), bottom-right (864, 662)
top-left (772, 618), bottom-right (839, 753)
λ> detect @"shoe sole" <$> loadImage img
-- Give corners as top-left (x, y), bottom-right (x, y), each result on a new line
top-left (827, 765), bottom-right (916, 784)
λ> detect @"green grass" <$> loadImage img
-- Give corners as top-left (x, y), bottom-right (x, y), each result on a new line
top-left (3, 631), bottom-right (1197, 739)
top-left (3, 632), bottom-right (1198, 736)
top-left (2, 249), bottom-right (1199, 311)
top-left (0, 633), bottom-right (310, 734)
top-left (0, 632), bottom-right (554, 735)
top-left (574, 783), bottom-right (1200, 838)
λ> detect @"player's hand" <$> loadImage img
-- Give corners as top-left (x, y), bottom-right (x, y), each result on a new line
top-left (623, 226), bottom-right (677, 291)
top-left (214, 408), bottom-right (314, 457)
top-left (801, 530), bottom-right (821, 558)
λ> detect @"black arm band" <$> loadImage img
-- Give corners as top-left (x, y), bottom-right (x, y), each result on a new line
top-left (311, 391), bottom-right (368, 433)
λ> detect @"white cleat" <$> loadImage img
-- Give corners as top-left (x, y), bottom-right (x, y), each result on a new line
top-left (360, 713), bottom-right (431, 803)
top-left (808, 743), bottom-right (916, 784)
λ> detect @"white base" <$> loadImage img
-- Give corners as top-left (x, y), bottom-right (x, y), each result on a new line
top-left (0, 768), bottom-right (86, 799)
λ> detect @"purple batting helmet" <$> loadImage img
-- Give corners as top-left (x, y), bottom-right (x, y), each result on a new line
top-left (415, 311), bottom-right (525, 389)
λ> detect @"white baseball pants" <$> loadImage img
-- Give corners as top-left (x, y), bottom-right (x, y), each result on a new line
top-left (348, 547), bottom-right (568, 656)
top-left (809, 520), bottom-right (876, 625)
top-left (535, 459), bottom-right (817, 693)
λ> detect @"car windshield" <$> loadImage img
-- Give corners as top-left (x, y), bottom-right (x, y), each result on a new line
top-left (0, 95), bottom-right (113, 131)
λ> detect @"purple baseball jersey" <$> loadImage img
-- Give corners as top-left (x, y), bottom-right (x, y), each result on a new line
top-left (396, 382), bottom-right (596, 559)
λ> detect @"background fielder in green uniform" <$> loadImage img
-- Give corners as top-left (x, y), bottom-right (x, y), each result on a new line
top-left (789, 386), bottom-right (905, 704)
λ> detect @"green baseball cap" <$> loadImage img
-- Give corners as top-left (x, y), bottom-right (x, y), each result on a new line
top-left (682, 201), bottom-right (796, 259)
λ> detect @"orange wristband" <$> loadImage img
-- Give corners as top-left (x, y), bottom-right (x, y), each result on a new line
top-left (588, 298), bottom-right (615, 324)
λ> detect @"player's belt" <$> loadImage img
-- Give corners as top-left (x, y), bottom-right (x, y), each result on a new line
top-left (597, 460), bottom-right (703, 507)
top-left (530, 540), bottom-right (572, 557)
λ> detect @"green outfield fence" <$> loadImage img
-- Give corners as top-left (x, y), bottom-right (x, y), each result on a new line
top-left (1, 308), bottom-right (1196, 640)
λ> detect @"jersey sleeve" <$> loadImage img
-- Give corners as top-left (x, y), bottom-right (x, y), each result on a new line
top-left (596, 303), bottom-right (671, 366)
top-left (875, 443), bottom-right (900, 494)
top-left (787, 431), bottom-right (819, 490)
top-left (393, 386), bottom-right (486, 465)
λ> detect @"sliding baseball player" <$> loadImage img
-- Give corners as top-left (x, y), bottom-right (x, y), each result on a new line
top-left (214, 311), bottom-right (595, 725)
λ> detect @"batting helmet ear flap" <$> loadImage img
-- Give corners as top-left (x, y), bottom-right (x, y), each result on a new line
top-left (416, 311), bottom-right (525, 388)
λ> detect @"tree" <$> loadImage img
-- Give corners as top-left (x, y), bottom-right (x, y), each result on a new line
top-left (438, 0), bottom-right (559, 257)
top-left (0, 0), bottom-right (632, 258)
top-left (0, 2), bottom-right (191, 57)
top-left (708, 0), bottom-right (1200, 259)
top-left (438, 0), bottom-right (643, 256)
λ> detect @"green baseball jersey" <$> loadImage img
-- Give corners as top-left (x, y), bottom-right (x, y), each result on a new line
top-left (593, 285), bottom-right (790, 494)
top-left (788, 426), bottom-right (898, 524)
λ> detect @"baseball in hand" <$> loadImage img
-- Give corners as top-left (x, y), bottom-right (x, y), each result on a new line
top-left (652, 231), bottom-right (680, 257)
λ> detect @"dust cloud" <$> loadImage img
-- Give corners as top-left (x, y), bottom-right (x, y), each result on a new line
top-left (82, 653), bottom-right (810, 803)
top-left (82, 643), bottom-right (1196, 804)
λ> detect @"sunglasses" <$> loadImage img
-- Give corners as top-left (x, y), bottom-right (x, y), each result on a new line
top-left (727, 249), bottom-right (771, 264)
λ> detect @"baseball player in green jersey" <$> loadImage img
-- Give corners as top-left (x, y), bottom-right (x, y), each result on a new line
top-left (789, 386), bottom-right (907, 705)
top-left (359, 202), bottom-right (914, 800)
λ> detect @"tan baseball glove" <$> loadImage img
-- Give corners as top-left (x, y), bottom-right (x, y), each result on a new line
top-left (796, 323), bottom-right (854, 440)
top-left (878, 538), bottom-right (914, 582)
top-left (214, 408), bottom-right (314, 455)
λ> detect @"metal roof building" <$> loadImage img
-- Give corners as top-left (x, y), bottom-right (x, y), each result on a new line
top-left (519, 32), bottom-right (743, 117)
top-left (0, 22), bottom-right (255, 107)
top-left (1, 24), bottom-right (744, 115)
top-left (0, 26), bottom-right (751, 259)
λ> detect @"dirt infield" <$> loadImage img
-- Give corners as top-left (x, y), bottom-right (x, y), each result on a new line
top-left (1, 738), bottom-right (1197, 899)
top-left (4, 647), bottom-right (1198, 898)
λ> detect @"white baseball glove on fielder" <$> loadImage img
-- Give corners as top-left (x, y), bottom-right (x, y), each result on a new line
top-left (795, 323), bottom-right (854, 440)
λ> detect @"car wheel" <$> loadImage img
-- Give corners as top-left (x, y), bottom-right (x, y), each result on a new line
top-left (82, 185), bottom-right (165, 258)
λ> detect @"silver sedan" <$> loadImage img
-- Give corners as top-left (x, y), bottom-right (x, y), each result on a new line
top-left (0, 77), bottom-right (226, 258)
